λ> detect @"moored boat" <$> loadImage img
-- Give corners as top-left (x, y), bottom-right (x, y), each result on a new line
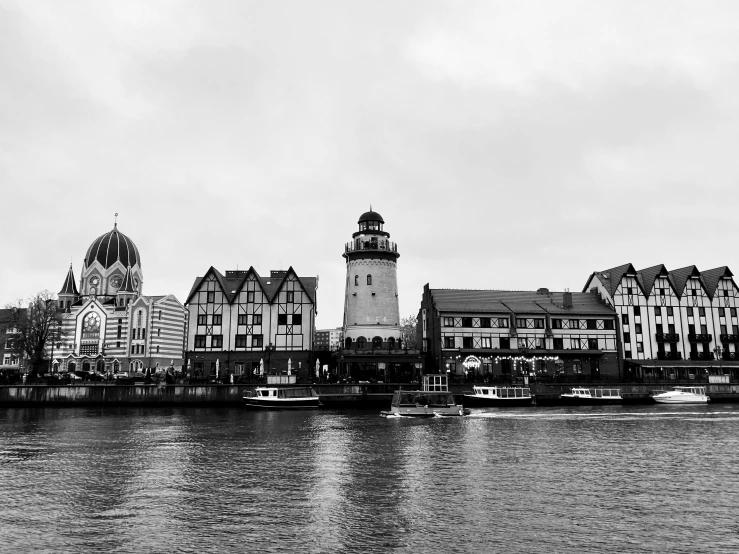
top-left (559, 387), bottom-right (622, 405)
top-left (381, 374), bottom-right (470, 417)
top-left (244, 386), bottom-right (321, 409)
top-left (651, 386), bottom-right (709, 404)
top-left (463, 385), bottom-right (533, 407)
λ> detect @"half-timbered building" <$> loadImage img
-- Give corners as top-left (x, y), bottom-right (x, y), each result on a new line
top-left (184, 267), bottom-right (317, 381)
top-left (583, 263), bottom-right (739, 381)
top-left (419, 284), bottom-right (621, 382)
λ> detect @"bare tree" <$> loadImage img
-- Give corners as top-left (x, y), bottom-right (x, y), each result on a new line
top-left (400, 314), bottom-right (419, 349)
top-left (2, 291), bottom-right (65, 376)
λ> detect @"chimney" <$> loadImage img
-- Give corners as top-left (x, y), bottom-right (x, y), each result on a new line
top-left (563, 289), bottom-right (573, 309)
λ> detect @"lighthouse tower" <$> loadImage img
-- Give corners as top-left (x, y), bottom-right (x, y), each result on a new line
top-left (342, 208), bottom-right (401, 349)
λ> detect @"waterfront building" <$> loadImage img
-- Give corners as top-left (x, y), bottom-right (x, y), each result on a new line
top-left (419, 285), bottom-right (621, 381)
top-left (315, 327), bottom-right (342, 351)
top-left (583, 263), bottom-right (739, 381)
top-left (338, 209), bottom-right (424, 381)
top-left (54, 221), bottom-right (187, 374)
top-left (0, 309), bottom-right (23, 373)
top-left (184, 267), bottom-right (317, 381)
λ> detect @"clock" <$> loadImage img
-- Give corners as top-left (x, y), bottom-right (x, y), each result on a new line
top-left (110, 275), bottom-right (123, 289)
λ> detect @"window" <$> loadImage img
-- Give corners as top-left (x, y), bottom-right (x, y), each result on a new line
top-left (586, 320), bottom-right (597, 330)
top-left (480, 318), bottom-right (491, 328)
top-left (534, 319), bottom-right (545, 329)
top-left (235, 335), bottom-right (247, 348)
top-left (666, 307), bottom-right (674, 317)
top-left (721, 324), bottom-right (727, 335)
top-left (443, 336), bottom-right (455, 348)
top-left (443, 317), bottom-right (455, 327)
top-left (247, 291), bottom-right (255, 302)
top-left (82, 313), bottom-right (101, 339)
top-left (724, 290), bottom-right (729, 297)
top-left (142, 328), bottom-right (147, 339)
top-left (551, 319), bottom-right (562, 329)
top-left (588, 339), bottom-right (598, 350)
top-left (480, 337), bottom-right (491, 348)
top-left (292, 314), bottom-right (302, 326)
top-left (212, 314), bottom-right (222, 325)
top-left (732, 308), bottom-right (738, 318)
top-left (237, 314), bottom-right (247, 325)
top-left (518, 338), bottom-right (527, 349)
top-left (653, 307), bottom-right (661, 317)
top-left (211, 335), bottom-right (223, 348)
top-left (570, 338), bottom-right (580, 349)
top-left (253, 314), bottom-right (262, 325)
top-left (516, 318), bottom-right (527, 328)
top-left (627, 287), bottom-right (633, 295)
top-left (623, 332), bottom-right (631, 343)
top-left (692, 289), bottom-right (697, 297)
top-left (207, 291), bottom-right (215, 303)
top-left (461, 317), bottom-right (473, 327)
top-left (158, 310), bottom-right (161, 320)
top-left (463, 337), bottom-right (473, 348)
top-left (553, 338), bottom-right (563, 349)
top-left (622, 314), bottom-right (629, 325)
top-left (499, 337), bottom-right (510, 349)
top-left (498, 318), bottom-right (509, 328)
top-left (660, 288), bottom-right (665, 296)
top-left (366, 275), bottom-right (372, 286)
top-left (603, 320), bottom-right (615, 330)
top-left (195, 335), bottom-right (206, 348)
top-left (252, 334), bottom-right (263, 348)
top-left (699, 307), bottom-right (706, 316)
top-left (286, 291), bottom-right (294, 302)
top-left (156, 346), bottom-right (160, 353)
top-left (197, 314), bottom-right (207, 325)
top-left (687, 307), bottom-right (694, 317)
top-left (637, 342), bottom-right (644, 353)
top-left (635, 324), bottom-right (642, 334)
top-left (634, 306), bottom-right (641, 316)
top-left (278, 314), bottom-right (288, 325)
top-left (354, 276), bottom-right (359, 286)
top-left (700, 324), bottom-right (708, 335)
top-left (569, 319), bottom-right (579, 329)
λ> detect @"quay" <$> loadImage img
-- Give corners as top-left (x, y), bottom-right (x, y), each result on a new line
top-left (2, 382), bottom-right (739, 407)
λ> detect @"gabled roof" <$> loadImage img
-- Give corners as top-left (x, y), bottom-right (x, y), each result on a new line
top-left (636, 264), bottom-right (669, 297)
top-left (428, 289), bottom-right (615, 315)
top-left (668, 265), bottom-right (702, 297)
top-left (583, 263), bottom-right (641, 297)
top-left (118, 266), bottom-right (137, 293)
top-left (700, 266), bottom-right (735, 299)
top-left (269, 266), bottom-right (317, 304)
top-left (59, 264), bottom-right (79, 295)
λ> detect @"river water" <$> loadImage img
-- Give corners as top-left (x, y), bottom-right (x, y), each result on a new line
top-left (1, 405), bottom-right (738, 554)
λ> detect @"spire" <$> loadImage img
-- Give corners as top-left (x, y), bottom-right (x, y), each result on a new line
top-left (114, 212), bottom-right (118, 230)
top-left (59, 263), bottom-right (79, 295)
top-left (118, 266), bottom-right (136, 293)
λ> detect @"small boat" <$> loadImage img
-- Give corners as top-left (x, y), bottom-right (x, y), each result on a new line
top-left (463, 385), bottom-right (533, 407)
top-left (559, 387), bottom-right (622, 405)
top-left (652, 386), bottom-right (709, 404)
top-left (381, 374), bottom-right (470, 417)
top-left (244, 386), bottom-right (321, 409)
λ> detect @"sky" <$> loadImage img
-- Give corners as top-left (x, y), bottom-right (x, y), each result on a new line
top-left (2, 0), bottom-right (739, 329)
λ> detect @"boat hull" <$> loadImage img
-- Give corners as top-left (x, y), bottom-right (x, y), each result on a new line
top-left (381, 406), bottom-right (469, 417)
top-left (652, 396), bottom-right (708, 404)
top-left (244, 398), bottom-right (321, 409)
top-left (463, 395), bottom-right (533, 407)
top-left (559, 396), bottom-right (622, 406)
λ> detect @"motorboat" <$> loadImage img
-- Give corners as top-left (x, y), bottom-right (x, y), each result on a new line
top-left (244, 386), bottom-right (321, 409)
top-left (381, 374), bottom-right (470, 417)
top-left (463, 385), bottom-right (533, 407)
top-left (651, 386), bottom-right (709, 404)
top-left (559, 387), bottom-right (622, 405)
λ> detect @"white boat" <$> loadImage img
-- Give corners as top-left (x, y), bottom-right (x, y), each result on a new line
top-left (652, 386), bottom-right (709, 404)
top-left (243, 386), bottom-right (321, 409)
top-left (463, 385), bottom-right (533, 407)
top-left (381, 374), bottom-right (470, 417)
top-left (560, 387), bottom-right (622, 405)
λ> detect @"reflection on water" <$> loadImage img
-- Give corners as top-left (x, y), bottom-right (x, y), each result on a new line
top-left (2, 405), bottom-right (739, 553)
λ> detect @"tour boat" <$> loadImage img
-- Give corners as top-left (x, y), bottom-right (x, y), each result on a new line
top-left (381, 374), bottom-right (470, 417)
top-left (463, 385), bottom-right (533, 407)
top-left (651, 386), bottom-right (709, 404)
top-left (559, 387), bottom-right (623, 405)
top-left (243, 386), bottom-right (321, 409)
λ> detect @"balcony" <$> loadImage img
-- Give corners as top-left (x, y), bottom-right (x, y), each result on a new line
top-left (345, 240), bottom-right (398, 254)
top-left (687, 333), bottom-right (712, 343)
top-left (689, 352), bottom-right (714, 361)
top-left (655, 333), bottom-right (680, 343)
top-left (720, 334), bottom-right (739, 343)
top-left (657, 351), bottom-right (682, 360)
top-left (723, 351), bottom-right (739, 361)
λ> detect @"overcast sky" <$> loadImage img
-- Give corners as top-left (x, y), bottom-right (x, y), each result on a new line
top-left (2, 0), bottom-right (739, 328)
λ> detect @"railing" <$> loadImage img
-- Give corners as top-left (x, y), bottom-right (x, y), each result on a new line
top-left (720, 334), bottom-right (739, 343)
top-left (655, 333), bottom-right (680, 343)
top-left (689, 351), bottom-right (714, 361)
top-left (723, 351), bottom-right (739, 360)
top-left (688, 333), bottom-right (712, 342)
top-left (345, 240), bottom-right (398, 253)
top-left (657, 351), bottom-right (682, 360)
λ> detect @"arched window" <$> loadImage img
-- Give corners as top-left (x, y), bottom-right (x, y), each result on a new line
top-left (137, 310), bottom-right (143, 328)
top-left (355, 275), bottom-right (359, 286)
top-left (388, 337), bottom-right (396, 349)
top-left (372, 336), bottom-right (382, 349)
top-left (82, 313), bottom-right (100, 339)
top-left (68, 361), bottom-right (76, 373)
top-left (345, 337), bottom-right (353, 348)
top-left (356, 336), bottom-right (366, 349)
top-left (96, 360), bottom-right (105, 373)
top-left (367, 274), bottom-right (372, 285)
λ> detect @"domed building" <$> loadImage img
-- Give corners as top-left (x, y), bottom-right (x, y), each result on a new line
top-left (53, 219), bottom-right (186, 377)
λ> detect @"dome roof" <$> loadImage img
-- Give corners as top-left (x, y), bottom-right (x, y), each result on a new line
top-left (358, 210), bottom-right (384, 224)
top-left (84, 225), bottom-right (140, 269)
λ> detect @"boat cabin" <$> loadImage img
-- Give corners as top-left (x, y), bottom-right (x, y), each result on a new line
top-left (251, 387), bottom-right (316, 399)
top-left (569, 388), bottom-right (621, 399)
top-left (391, 390), bottom-right (456, 408)
top-left (472, 386), bottom-right (531, 398)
